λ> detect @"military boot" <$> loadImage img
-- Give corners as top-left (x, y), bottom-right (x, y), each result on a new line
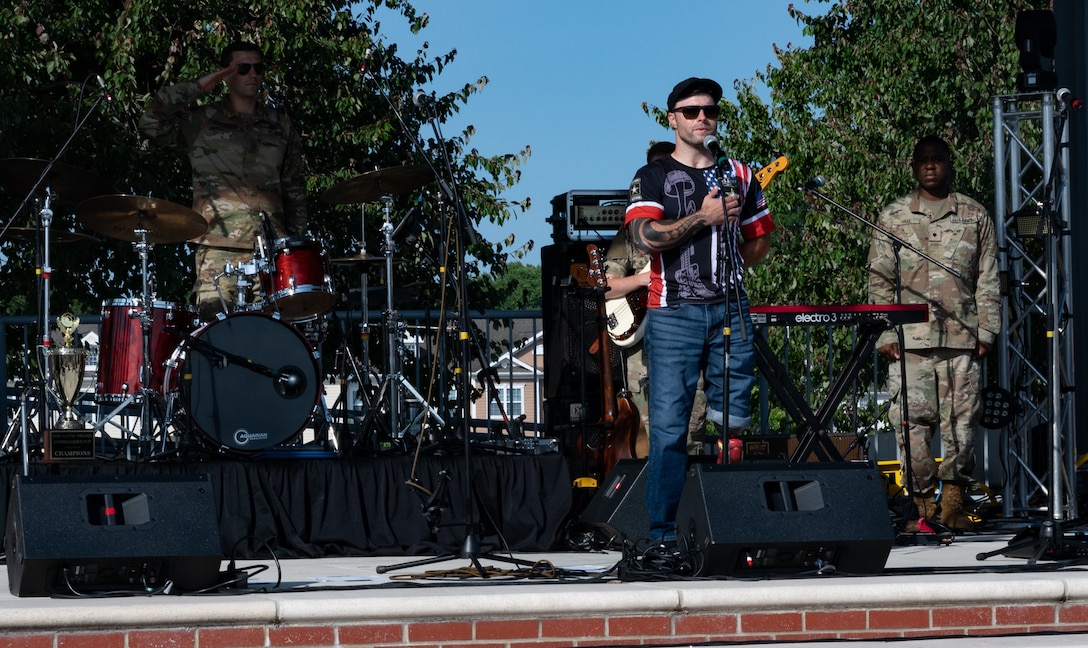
top-left (940, 482), bottom-right (977, 532)
top-left (904, 491), bottom-right (937, 533)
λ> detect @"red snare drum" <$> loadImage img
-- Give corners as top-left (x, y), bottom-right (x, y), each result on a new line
top-left (95, 299), bottom-right (197, 402)
top-left (260, 236), bottom-right (336, 322)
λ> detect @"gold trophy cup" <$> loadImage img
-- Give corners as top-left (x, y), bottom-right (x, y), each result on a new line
top-left (51, 312), bottom-right (87, 429)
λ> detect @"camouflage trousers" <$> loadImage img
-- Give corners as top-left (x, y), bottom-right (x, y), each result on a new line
top-left (194, 246), bottom-right (267, 322)
top-left (886, 348), bottom-right (980, 494)
top-left (624, 346), bottom-right (708, 457)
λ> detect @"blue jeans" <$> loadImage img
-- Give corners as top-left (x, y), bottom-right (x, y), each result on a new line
top-left (643, 298), bottom-right (755, 540)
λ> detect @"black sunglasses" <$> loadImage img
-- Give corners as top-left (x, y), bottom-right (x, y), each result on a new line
top-left (670, 104), bottom-right (720, 120)
top-left (236, 62), bottom-right (266, 76)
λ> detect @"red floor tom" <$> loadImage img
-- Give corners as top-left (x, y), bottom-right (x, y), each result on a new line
top-left (95, 299), bottom-right (197, 403)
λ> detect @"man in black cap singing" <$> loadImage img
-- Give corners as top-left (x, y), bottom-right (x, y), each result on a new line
top-left (625, 77), bottom-right (776, 548)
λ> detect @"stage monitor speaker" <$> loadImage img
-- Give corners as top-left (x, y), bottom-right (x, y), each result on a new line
top-left (677, 461), bottom-right (894, 576)
top-left (5, 473), bottom-right (223, 597)
top-left (578, 459), bottom-right (648, 544)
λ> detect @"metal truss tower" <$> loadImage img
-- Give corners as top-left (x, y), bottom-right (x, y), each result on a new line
top-left (992, 92), bottom-right (1077, 521)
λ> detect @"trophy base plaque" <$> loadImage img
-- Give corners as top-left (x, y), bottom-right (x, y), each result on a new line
top-left (44, 428), bottom-right (95, 462)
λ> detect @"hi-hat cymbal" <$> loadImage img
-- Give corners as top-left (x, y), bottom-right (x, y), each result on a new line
top-left (320, 165), bottom-right (433, 204)
top-left (0, 158), bottom-right (115, 205)
top-left (331, 251), bottom-right (397, 266)
top-left (75, 194), bottom-right (207, 244)
top-left (1, 226), bottom-right (99, 245)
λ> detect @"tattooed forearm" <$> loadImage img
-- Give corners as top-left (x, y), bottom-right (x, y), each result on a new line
top-left (630, 214), bottom-right (708, 254)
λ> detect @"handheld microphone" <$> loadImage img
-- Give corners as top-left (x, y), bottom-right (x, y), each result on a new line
top-left (413, 89), bottom-right (436, 108)
top-left (800, 176), bottom-right (826, 191)
top-left (1056, 88), bottom-right (1084, 112)
top-left (95, 74), bottom-right (123, 120)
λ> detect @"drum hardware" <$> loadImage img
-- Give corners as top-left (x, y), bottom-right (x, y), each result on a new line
top-left (73, 194), bottom-right (207, 244)
top-left (318, 165), bottom-right (434, 205)
top-left (0, 158), bottom-right (114, 207)
top-left (357, 195), bottom-right (447, 447)
top-left (1, 227), bottom-right (99, 245)
top-left (74, 194), bottom-right (209, 458)
top-left (212, 256), bottom-right (266, 315)
top-left (0, 156), bottom-right (114, 469)
top-left (320, 167), bottom-right (440, 451)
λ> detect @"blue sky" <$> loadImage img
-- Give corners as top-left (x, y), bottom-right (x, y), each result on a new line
top-left (374, 1), bottom-right (814, 266)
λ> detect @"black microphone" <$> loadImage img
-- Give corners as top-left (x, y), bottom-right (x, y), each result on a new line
top-left (274, 366), bottom-right (306, 398)
top-left (413, 89), bottom-right (436, 108)
top-left (703, 136), bottom-right (739, 197)
top-left (800, 176), bottom-right (826, 192)
top-left (1056, 87), bottom-right (1084, 112)
top-left (95, 74), bottom-right (123, 120)
top-left (702, 135), bottom-right (729, 165)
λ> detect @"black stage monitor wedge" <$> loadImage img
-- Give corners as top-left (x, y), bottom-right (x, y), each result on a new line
top-left (578, 459), bottom-right (649, 545)
top-left (5, 473), bottom-right (223, 597)
top-left (676, 462), bottom-right (894, 576)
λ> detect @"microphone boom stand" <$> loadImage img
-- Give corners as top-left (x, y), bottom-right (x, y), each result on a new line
top-left (361, 68), bottom-right (536, 576)
top-left (804, 184), bottom-right (959, 539)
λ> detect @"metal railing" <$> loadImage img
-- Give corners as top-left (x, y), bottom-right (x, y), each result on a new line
top-left (3, 308), bottom-right (890, 448)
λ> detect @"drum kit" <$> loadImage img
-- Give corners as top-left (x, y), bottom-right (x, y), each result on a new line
top-left (1, 156), bottom-right (437, 460)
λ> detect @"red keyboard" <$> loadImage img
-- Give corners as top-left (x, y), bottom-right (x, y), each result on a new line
top-left (750, 304), bottom-right (928, 327)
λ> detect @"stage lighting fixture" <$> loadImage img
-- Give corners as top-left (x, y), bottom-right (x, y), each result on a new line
top-left (1014, 10), bottom-right (1058, 92)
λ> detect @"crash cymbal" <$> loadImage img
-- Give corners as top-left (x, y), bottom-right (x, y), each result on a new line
top-left (320, 165), bottom-right (434, 204)
top-left (331, 251), bottom-right (397, 265)
top-left (0, 158), bottom-right (115, 205)
top-left (1, 226), bottom-right (99, 245)
top-left (75, 194), bottom-right (207, 244)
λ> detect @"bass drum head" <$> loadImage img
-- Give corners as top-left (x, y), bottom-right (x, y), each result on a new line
top-left (179, 313), bottom-right (319, 452)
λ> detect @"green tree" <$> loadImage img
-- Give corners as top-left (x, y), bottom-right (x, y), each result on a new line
top-left (485, 261), bottom-right (542, 311)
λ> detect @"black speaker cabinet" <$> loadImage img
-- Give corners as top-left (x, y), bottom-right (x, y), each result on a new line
top-left (676, 461), bottom-right (894, 576)
top-left (578, 459), bottom-right (648, 544)
top-left (5, 473), bottom-right (223, 597)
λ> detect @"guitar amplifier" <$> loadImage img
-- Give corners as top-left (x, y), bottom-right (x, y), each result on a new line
top-left (549, 190), bottom-right (629, 242)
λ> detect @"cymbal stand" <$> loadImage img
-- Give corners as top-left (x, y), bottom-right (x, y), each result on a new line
top-left (332, 204), bottom-right (381, 451)
top-left (33, 190), bottom-right (59, 467)
top-left (2, 80), bottom-right (108, 469)
top-left (379, 195), bottom-right (444, 440)
top-left (132, 225), bottom-right (159, 456)
top-left (376, 89), bottom-right (538, 578)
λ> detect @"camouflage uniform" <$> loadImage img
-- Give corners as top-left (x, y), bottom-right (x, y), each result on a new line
top-left (867, 188), bottom-right (1000, 493)
top-left (604, 228), bottom-right (708, 456)
top-left (139, 80), bottom-right (307, 321)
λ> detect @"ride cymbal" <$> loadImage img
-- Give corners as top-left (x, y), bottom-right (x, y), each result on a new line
top-left (0, 158), bottom-right (115, 205)
top-left (319, 165), bottom-right (433, 204)
top-left (1, 226), bottom-right (99, 245)
top-left (75, 194), bottom-right (207, 244)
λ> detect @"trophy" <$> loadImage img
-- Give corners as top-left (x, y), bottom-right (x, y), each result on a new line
top-left (51, 312), bottom-right (87, 429)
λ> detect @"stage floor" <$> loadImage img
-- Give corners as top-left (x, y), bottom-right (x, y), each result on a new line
top-left (3, 525), bottom-right (1088, 646)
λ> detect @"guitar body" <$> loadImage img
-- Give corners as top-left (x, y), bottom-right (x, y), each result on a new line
top-left (606, 288), bottom-right (647, 347)
top-left (586, 243), bottom-right (640, 481)
top-left (604, 391), bottom-right (640, 468)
